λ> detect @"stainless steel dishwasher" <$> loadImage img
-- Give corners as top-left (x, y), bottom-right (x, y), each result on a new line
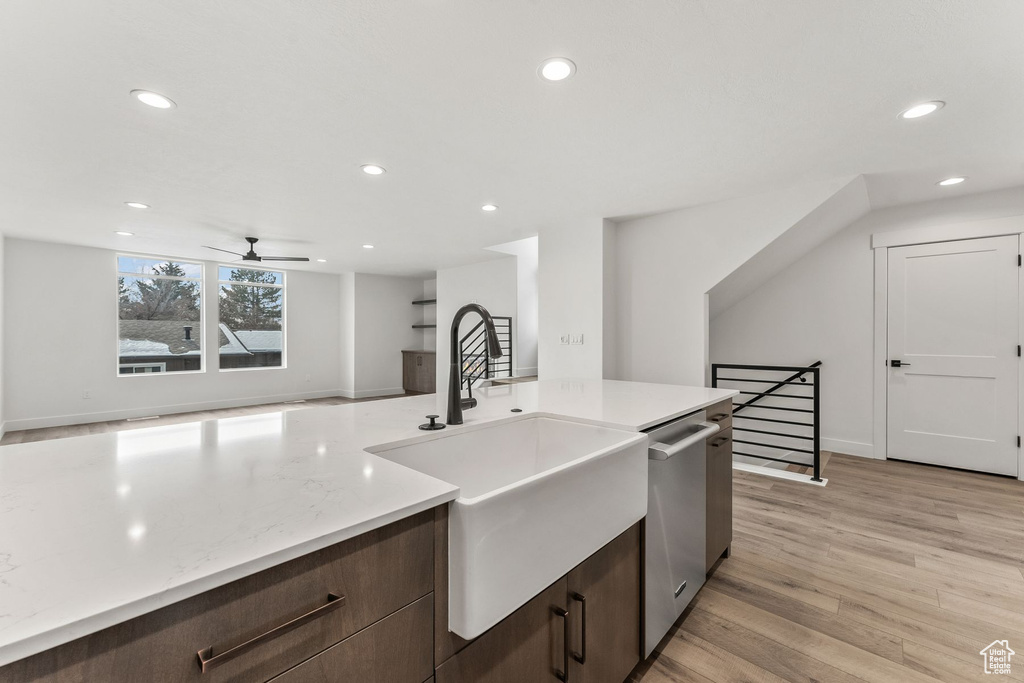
top-left (643, 409), bottom-right (720, 657)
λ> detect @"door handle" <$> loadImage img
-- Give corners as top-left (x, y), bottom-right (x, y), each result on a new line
top-left (554, 606), bottom-right (569, 681)
top-left (570, 592), bottom-right (586, 664)
top-left (890, 360), bottom-right (912, 368)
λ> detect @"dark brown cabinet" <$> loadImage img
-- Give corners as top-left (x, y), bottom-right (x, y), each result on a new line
top-left (402, 350), bottom-right (436, 394)
top-left (0, 512), bottom-right (434, 683)
top-left (705, 399), bottom-right (734, 574)
top-left (435, 524), bottom-right (640, 683)
top-left (566, 524), bottom-right (641, 683)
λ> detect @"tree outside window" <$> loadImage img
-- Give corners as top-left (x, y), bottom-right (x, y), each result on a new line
top-left (218, 266), bottom-right (285, 370)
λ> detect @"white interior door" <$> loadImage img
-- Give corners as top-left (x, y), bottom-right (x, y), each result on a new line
top-left (887, 235), bottom-right (1019, 476)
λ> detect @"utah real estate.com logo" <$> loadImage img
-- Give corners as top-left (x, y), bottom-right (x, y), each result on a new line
top-left (980, 640), bottom-right (1015, 675)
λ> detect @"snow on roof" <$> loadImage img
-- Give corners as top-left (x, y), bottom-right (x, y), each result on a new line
top-left (233, 330), bottom-right (283, 353)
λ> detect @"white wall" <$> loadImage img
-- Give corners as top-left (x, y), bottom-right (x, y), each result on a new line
top-left (0, 234), bottom-right (5, 436)
top-left (710, 185), bottom-right (1024, 457)
top-left (538, 217), bottom-right (609, 380)
top-left (350, 273), bottom-right (423, 398)
top-left (338, 272), bottom-right (356, 395)
top-left (4, 238), bottom-right (343, 430)
top-left (436, 256), bottom-right (518, 397)
top-left (611, 177), bottom-right (853, 386)
top-left (420, 278), bottom-right (437, 352)
top-left (488, 237), bottom-right (539, 377)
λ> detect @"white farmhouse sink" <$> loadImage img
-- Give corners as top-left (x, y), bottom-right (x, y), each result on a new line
top-left (370, 415), bottom-right (647, 639)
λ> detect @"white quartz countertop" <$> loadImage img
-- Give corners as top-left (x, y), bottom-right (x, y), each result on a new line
top-left (0, 379), bottom-right (735, 667)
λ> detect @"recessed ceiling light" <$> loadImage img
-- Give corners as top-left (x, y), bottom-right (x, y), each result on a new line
top-left (115, 231), bottom-right (134, 236)
top-left (361, 164), bottom-right (386, 175)
top-left (130, 89), bottom-right (176, 109)
top-left (362, 244), bottom-right (375, 249)
top-left (316, 258), bottom-right (327, 263)
top-left (481, 204), bottom-right (498, 212)
top-left (539, 57), bottom-right (576, 82)
top-left (938, 176), bottom-right (966, 186)
top-left (899, 101), bottom-right (944, 119)
top-left (124, 202), bottom-right (149, 209)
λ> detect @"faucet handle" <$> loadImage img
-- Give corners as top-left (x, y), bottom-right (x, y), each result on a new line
top-left (419, 415), bottom-right (446, 431)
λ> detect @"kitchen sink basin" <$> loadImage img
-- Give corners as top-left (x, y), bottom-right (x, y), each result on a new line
top-left (369, 415), bottom-right (647, 639)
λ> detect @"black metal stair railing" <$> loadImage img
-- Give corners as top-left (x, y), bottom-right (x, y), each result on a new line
top-left (711, 361), bottom-right (822, 482)
top-left (459, 316), bottom-right (513, 390)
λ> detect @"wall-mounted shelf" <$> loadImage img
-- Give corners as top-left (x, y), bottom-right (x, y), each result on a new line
top-left (412, 324), bottom-right (437, 329)
top-left (411, 299), bottom-right (436, 306)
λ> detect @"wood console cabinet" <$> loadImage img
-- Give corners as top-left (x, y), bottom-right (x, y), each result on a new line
top-left (705, 398), bottom-right (734, 574)
top-left (402, 350), bottom-right (436, 394)
top-left (435, 524), bottom-right (640, 683)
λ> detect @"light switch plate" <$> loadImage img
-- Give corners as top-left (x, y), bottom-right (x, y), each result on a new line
top-left (560, 334), bottom-right (570, 345)
top-left (570, 333), bottom-right (584, 345)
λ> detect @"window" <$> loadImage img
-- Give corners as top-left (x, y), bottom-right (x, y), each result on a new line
top-left (117, 256), bottom-right (203, 375)
top-left (218, 266), bottom-right (284, 370)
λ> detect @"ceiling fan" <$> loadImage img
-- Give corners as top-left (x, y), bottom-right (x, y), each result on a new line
top-left (204, 237), bottom-right (310, 262)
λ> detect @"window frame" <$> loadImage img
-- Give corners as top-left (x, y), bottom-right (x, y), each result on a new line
top-left (216, 264), bottom-right (287, 372)
top-left (115, 252), bottom-right (206, 378)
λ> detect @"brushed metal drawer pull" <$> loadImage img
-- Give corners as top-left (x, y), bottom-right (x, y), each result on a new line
top-left (197, 593), bottom-right (346, 673)
top-left (710, 437), bottom-right (730, 448)
top-left (709, 413), bottom-right (729, 423)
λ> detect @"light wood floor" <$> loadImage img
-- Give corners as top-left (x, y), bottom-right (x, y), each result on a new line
top-left (0, 393), bottom-right (416, 445)
top-left (633, 454), bottom-right (1024, 683)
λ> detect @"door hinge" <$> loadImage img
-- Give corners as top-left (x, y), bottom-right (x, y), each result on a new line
top-left (1018, 436), bottom-right (1021, 448)
top-left (1018, 254), bottom-right (1021, 267)
top-left (1018, 345), bottom-right (1021, 357)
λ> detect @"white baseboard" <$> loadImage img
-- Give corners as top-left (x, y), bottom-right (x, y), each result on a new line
top-left (3, 389), bottom-right (346, 432)
top-left (516, 366), bottom-right (538, 378)
top-left (822, 438), bottom-right (877, 459)
top-left (336, 387), bottom-right (408, 400)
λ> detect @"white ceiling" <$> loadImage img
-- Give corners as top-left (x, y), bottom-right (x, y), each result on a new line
top-left (1, 0), bottom-right (1022, 276)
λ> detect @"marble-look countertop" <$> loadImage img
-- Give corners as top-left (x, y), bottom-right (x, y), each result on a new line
top-left (0, 379), bottom-right (735, 667)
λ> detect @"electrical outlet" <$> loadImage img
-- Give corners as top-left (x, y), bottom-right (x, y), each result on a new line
top-left (570, 333), bottom-right (584, 345)
top-left (305, 373), bottom-right (311, 382)
top-left (560, 334), bottom-right (570, 345)
top-left (82, 390), bottom-right (91, 400)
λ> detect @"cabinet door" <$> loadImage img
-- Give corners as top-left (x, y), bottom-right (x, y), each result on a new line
top-left (706, 427), bottom-right (733, 573)
top-left (435, 578), bottom-right (569, 683)
top-left (566, 524), bottom-right (640, 683)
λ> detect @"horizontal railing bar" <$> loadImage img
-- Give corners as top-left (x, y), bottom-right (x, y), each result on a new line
top-left (713, 363), bottom-right (821, 373)
top-left (734, 404), bottom-right (814, 414)
top-left (734, 451), bottom-right (814, 466)
top-left (717, 378), bottom-right (815, 386)
top-left (736, 391), bottom-right (813, 400)
top-left (732, 415), bottom-right (814, 427)
top-left (733, 439), bottom-right (814, 454)
top-left (733, 427), bottom-right (814, 440)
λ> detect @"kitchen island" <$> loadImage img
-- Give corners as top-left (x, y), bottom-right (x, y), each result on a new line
top-left (0, 379), bottom-right (735, 681)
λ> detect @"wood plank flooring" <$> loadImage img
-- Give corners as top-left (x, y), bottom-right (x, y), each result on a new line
top-left (633, 454), bottom-right (1024, 683)
top-left (0, 393), bottom-right (416, 445)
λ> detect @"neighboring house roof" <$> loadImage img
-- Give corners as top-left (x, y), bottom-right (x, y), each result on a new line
top-left (118, 320), bottom-right (202, 356)
top-left (233, 330), bottom-right (283, 353)
top-left (217, 323), bottom-right (252, 356)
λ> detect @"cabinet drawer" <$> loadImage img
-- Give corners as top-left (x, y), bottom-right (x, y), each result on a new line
top-left (705, 398), bottom-right (732, 432)
top-left (1, 511), bottom-right (433, 683)
top-left (269, 594), bottom-right (433, 683)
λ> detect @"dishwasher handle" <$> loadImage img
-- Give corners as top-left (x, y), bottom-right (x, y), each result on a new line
top-left (648, 422), bottom-right (720, 460)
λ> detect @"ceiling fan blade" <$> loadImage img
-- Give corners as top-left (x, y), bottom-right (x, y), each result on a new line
top-left (260, 256), bottom-right (311, 262)
top-left (204, 245), bottom-right (246, 257)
